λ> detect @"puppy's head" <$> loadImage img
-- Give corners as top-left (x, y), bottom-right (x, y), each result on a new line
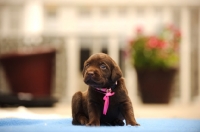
top-left (82, 53), bottom-right (122, 88)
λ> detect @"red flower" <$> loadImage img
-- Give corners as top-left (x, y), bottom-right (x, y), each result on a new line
top-left (127, 24), bottom-right (181, 69)
top-left (174, 29), bottom-right (181, 38)
top-left (166, 24), bottom-right (181, 38)
top-left (136, 26), bottom-right (143, 35)
top-left (147, 36), bottom-right (159, 48)
top-left (147, 36), bottom-right (166, 49)
top-left (167, 24), bottom-right (175, 31)
top-left (157, 39), bottom-right (166, 49)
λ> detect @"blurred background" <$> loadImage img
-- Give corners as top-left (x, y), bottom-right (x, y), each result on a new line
top-left (0, 0), bottom-right (199, 119)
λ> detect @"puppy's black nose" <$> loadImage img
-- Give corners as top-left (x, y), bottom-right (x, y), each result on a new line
top-left (87, 71), bottom-right (94, 77)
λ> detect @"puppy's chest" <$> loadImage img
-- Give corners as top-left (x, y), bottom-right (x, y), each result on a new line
top-left (91, 90), bottom-right (126, 106)
top-left (100, 97), bottom-right (124, 121)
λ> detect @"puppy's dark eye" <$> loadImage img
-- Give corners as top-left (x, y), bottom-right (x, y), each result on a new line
top-left (85, 63), bottom-right (89, 68)
top-left (100, 64), bottom-right (106, 70)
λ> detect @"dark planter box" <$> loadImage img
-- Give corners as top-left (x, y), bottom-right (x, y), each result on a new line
top-left (0, 48), bottom-right (56, 98)
top-left (136, 68), bottom-right (177, 104)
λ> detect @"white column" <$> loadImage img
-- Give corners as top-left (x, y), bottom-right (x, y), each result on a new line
top-left (125, 61), bottom-right (139, 104)
top-left (91, 38), bottom-right (102, 55)
top-left (65, 36), bottom-right (80, 103)
top-left (61, 7), bottom-right (77, 34)
top-left (145, 7), bottom-right (155, 35)
top-left (127, 8), bottom-right (136, 38)
top-left (1, 7), bottom-right (9, 35)
top-left (162, 7), bottom-right (173, 25)
top-left (22, 0), bottom-right (43, 35)
top-left (197, 9), bottom-right (200, 103)
top-left (108, 35), bottom-right (119, 65)
top-left (180, 7), bottom-right (191, 104)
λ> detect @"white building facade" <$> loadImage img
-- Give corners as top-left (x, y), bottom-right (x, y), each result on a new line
top-left (0, 0), bottom-right (200, 104)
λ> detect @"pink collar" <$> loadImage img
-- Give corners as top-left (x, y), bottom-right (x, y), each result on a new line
top-left (96, 82), bottom-right (117, 115)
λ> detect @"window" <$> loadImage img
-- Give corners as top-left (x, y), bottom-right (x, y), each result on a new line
top-left (100, 7), bottom-right (110, 17)
top-left (45, 5), bottom-right (57, 20)
top-left (136, 7), bottom-right (145, 17)
top-left (44, 4), bottom-right (58, 32)
top-left (9, 6), bottom-right (21, 32)
top-left (118, 7), bottom-right (127, 17)
top-left (45, 7), bottom-right (57, 19)
top-left (78, 7), bottom-right (92, 18)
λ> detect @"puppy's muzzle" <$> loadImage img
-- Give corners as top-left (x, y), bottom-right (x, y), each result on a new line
top-left (87, 71), bottom-right (95, 78)
top-left (84, 70), bottom-right (96, 82)
top-left (84, 70), bottom-right (103, 87)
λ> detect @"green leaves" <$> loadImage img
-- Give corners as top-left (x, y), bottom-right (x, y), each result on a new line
top-left (128, 25), bottom-right (180, 70)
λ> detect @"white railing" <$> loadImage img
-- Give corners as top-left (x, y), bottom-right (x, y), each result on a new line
top-left (62, 7), bottom-right (200, 105)
top-left (0, 0), bottom-right (200, 105)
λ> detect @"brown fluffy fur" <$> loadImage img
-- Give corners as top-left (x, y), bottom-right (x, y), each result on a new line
top-left (72, 53), bottom-right (139, 126)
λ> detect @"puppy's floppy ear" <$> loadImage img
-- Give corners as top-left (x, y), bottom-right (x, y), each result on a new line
top-left (111, 62), bottom-right (122, 82)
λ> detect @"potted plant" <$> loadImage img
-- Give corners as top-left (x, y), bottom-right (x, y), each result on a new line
top-left (127, 25), bottom-right (181, 103)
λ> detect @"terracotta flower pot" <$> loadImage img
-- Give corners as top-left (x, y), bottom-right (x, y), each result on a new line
top-left (136, 68), bottom-right (177, 104)
top-left (0, 48), bottom-right (56, 98)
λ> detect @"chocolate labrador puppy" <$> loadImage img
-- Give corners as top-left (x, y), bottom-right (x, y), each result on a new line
top-left (72, 53), bottom-right (139, 126)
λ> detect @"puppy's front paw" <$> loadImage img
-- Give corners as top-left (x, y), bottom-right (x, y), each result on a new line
top-left (79, 116), bottom-right (89, 125)
top-left (112, 119), bottom-right (125, 126)
top-left (131, 122), bottom-right (140, 126)
top-left (126, 120), bottom-right (140, 126)
top-left (86, 120), bottom-right (100, 126)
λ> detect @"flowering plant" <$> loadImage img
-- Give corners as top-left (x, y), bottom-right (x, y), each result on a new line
top-left (128, 25), bottom-right (181, 70)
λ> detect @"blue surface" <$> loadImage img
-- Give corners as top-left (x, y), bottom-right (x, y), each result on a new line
top-left (0, 118), bottom-right (200, 132)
